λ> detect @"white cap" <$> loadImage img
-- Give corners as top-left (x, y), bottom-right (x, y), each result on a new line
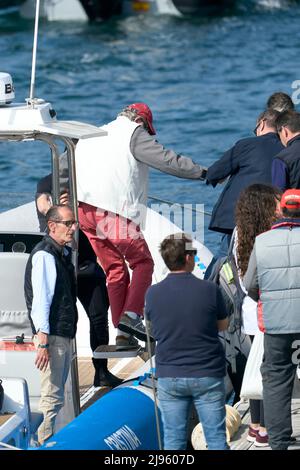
top-left (0, 72), bottom-right (15, 105)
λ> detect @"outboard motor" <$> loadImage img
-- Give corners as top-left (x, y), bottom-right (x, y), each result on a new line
top-left (0, 73), bottom-right (15, 105)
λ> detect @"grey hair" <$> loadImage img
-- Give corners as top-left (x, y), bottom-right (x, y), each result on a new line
top-left (46, 204), bottom-right (73, 223)
top-left (118, 106), bottom-right (139, 122)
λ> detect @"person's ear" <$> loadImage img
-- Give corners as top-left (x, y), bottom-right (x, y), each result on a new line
top-left (260, 120), bottom-right (266, 133)
top-left (47, 220), bottom-right (55, 233)
top-left (284, 127), bottom-right (292, 142)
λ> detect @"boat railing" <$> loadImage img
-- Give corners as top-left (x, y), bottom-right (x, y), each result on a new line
top-left (0, 192), bottom-right (212, 217)
top-left (0, 441), bottom-right (21, 450)
top-left (148, 195), bottom-right (212, 217)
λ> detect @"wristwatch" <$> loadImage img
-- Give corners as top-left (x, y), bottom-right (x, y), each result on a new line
top-left (38, 343), bottom-right (49, 349)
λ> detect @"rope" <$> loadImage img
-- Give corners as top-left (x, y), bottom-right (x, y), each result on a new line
top-left (0, 192), bottom-right (212, 217)
top-left (148, 195), bottom-right (212, 217)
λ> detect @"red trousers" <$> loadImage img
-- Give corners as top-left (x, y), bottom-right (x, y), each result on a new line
top-left (78, 202), bottom-right (154, 327)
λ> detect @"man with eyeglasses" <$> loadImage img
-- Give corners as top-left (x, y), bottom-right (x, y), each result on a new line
top-left (36, 169), bottom-right (122, 388)
top-left (204, 108), bottom-right (283, 278)
top-left (75, 103), bottom-right (207, 350)
top-left (272, 110), bottom-right (300, 191)
top-left (145, 233), bottom-right (229, 450)
top-left (24, 204), bottom-right (78, 445)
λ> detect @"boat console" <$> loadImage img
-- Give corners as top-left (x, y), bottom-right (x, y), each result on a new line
top-left (0, 232), bottom-right (43, 254)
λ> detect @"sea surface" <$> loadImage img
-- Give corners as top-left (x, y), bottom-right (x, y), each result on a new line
top-left (1, 0), bottom-right (300, 253)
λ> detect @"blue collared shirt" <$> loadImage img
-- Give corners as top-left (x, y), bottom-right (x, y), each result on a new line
top-left (30, 250), bottom-right (57, 334)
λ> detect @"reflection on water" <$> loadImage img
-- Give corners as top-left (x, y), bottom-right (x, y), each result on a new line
top-left (0, 1), bottom-right (300, 252)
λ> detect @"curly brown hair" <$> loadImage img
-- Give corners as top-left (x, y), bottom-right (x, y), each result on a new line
top-left (235, 184), bottom-right (282, 277)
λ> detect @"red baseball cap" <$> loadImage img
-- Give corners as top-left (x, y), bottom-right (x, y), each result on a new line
top-left (280, 189), bottom-right (300, 209)
top-left (128, 102), bottom-right (156, 135)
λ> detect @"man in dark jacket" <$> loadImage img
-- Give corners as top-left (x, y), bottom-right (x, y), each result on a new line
top-left (207, 109), bottom-right (282, 236)
top-left (272, 110), bottom-right (300, 190)
top-left (24, 205), bottom-right (78, 445)
top-left (206, 109), bottom-right (283, 256)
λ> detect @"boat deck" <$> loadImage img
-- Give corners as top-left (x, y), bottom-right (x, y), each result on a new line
top-left (231, 398), bottom-right (300, 450)
top-left (78, 356), bottom-right (300, 450)
top-left (78, 355), bottom-right (145, 411)
top-left (0, 413), bottom-right (14, 426)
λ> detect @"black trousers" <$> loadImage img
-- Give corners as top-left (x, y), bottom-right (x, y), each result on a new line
top-left (261, 332), bottom-right (300, 450)
top-left (77, 262), bottom-right (109, 366)
top-left (249, 335), bottom-right (265, 427)
top-left (249, 399), bottom-right (265, 428)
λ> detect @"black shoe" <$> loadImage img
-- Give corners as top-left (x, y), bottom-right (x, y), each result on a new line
top-left (118, 313), bottom-right (154, 342)
top-left (94, 369), bottom-right (123, 388)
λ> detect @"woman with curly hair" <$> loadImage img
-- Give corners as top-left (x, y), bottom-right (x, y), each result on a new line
top-left (234, 183), bottom-right (282, 447)
top-left (235, 184), bottom-right (282, 279)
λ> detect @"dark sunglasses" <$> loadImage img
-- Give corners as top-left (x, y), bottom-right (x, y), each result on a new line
top-left (186, 249), bottom-right (197, 256)
top-left (253, 119), bottom-right (266, 136)
top-left (50, 219), bottom-right (78, 228)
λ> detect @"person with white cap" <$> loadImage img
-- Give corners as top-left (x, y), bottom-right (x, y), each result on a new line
top-left (244, 189), bottom-right (300, 450)
top-left (75, 103), bottom-right (207, 350)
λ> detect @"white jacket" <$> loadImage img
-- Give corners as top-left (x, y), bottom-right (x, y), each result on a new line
top-left (76, 116), bottom-right (149, 227)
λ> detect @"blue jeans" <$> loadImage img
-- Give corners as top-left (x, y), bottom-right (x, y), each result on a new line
top-left (157, 377), bottom-right (229, 450)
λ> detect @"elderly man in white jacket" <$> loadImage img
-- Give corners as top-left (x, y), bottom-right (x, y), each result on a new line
top-left (75, 103), bottom-right (207, 350)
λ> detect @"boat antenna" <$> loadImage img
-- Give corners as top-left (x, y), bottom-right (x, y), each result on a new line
top-left (28, 0), bottom-right (41, 105)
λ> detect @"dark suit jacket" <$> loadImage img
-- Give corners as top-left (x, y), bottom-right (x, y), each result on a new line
top-left (207, 132), bottom-right (283, 234)
top-left (273, 134), bottom-right (300, 189)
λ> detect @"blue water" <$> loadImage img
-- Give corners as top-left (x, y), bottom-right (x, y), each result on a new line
top-left (1, 1), bottom-right (300, 253)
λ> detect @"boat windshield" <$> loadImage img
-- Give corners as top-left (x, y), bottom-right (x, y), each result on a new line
top-left (0, 139), bottom-right (64, 214)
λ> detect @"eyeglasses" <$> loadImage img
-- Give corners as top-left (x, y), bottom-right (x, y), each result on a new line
top-left (253, 119), bottom-right (266, 136)
top-left (186, 249), bottom-right (197, 256)
top-left (50, 219), bottom-right (78, 228)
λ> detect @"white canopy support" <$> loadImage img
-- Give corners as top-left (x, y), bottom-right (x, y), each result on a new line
top-left (37, 121), bottom-right (107, 140)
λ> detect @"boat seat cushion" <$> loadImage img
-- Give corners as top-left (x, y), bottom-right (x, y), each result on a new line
top-left (0, 310), bottom-right (32, 338)
top-left (0, 253), bottom-right (32, 338)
